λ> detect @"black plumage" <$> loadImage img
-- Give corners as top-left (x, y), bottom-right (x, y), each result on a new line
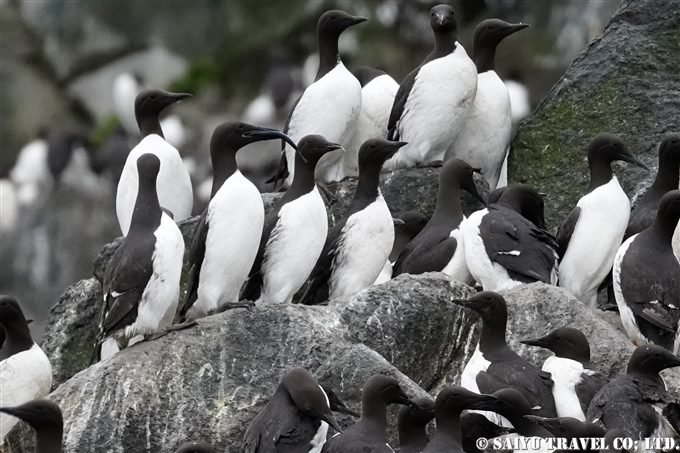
top-left (397, 397), bottom-right (435, 453)
top-left (523, 416), bottom-right (604, 453)
top-left (0, 400), bottom-right (63, 453)
top-left (484, 388), bottom-right (554, 437)
top-left (389, 212), bottom-right (428, 263)
top-left (0, 297), bottom-right (33, 361)
top-left (460, 413), bottom-right (514, 453)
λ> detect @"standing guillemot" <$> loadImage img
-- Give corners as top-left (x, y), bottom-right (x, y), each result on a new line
top-left (116, 89), bottom-right (193, 235)
top-left (173, 441), bottom-right (217, 453)
top-left (461, 413), bottom-right (515, 453)
top-left (397, 397), bottom-right (435, 453)
top-left (373, 211), bottom-right (429, 285)
top-left (321, 374), bottom-right (419, 453)
top-left (299, 139), bottom-right (406, 305)
top-left (557, 133), bottom-right (647, 308)
top-left (462, 185), bottom-right (558, 291)
top-left (180, 123), bottom-right (296, 319)
top-left (392, 159), bottom-right (485, 283)
top-left (613, 190), bottom-right (680, 353)
top-left (520, 327), bottom-right (607, 421)
top-left (241, 136), bottom-right (339, 304)
top-left (94, 154), bottom-right (184, 360)
top-left (422, 386), bottom-right (498, 453)
top-left (0, 400), bottom-right (62, 453)
top-left (242, 368), bottom-right (343, 453)
top-left (273, 10), bottom-right (365, 188)
top-left (453, 292), bottom-right (557, 422)
top-left (586, 344), bottom-right (680, 440)
top-left (384, 4), bottom-right (477, 170)
top-left (0, 297), bottom-right (52, 441)
top-left (445, 19), bottom-right (529, 191)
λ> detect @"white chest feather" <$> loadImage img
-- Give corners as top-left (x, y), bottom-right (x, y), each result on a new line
top-left (386, 45), bottom-right (478, 169)
top-left (613, 235), bottom-right (650, 347)
top-left (559, 177), bottom-right (630, 307)
top-left (262, 187), bottom-right (329, 303)
top-left (447, 71), bottom-right (512, 191)
top-left (1, 344), bottom-right (52, 439)
top-left (329, 194), bottom-right (394, 299)
top-left (541, 356), bottom-right (587, 420)
top-left (441, 220), bottom-right (473, 284)
top-left (285, 63), bottom-right (362, 185)
top-left (193, 172), bottom-right (264, 314)
top-left (461, 345), bottom-right (491, 394)
top-left (127, 213), bottom-right (184, 337)
top-left (116, 135), bottom-right (193, 235)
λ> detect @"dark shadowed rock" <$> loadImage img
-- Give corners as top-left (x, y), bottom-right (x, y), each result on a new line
top-left (509, 0), bottom-right (680, 228)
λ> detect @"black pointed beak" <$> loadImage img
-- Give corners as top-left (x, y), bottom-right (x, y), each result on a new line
top-left (0, 406), bottom-right (26, 421)
top-left (467, 394), bottom-right (499, 411)
top-left (244, 127), bottom-right (297, 150)
top-left (520, 336), bottom-right (549, 348)
top-left (523, 415), bottom-right (558, 432)
top-left (451, 298), bottom-right (474, 309)
top-left (334, 405), bottom-right (360, 418)
top-left (504, 23), bottom-right (530, 37)
top-left (619, 153), bottom-right (649, 171)
top-left (167, 92), bottom-right (192, 103)
top-left (664, 354), bottom-right (680, 369)
top-left (321, 143), bottom-right (344, 154)
top-left (467, 183), bottom-right (487, 206)
top-left (321, 413), bottom-right (343, 433)
top-left (386, 141), bottom-right (408, 159)
top-left (393, 218), bottom-right (406, 226)
top-left (435, 12), bottom-right (448, 26)
top-left (345, 16), bottom-right (368, 27)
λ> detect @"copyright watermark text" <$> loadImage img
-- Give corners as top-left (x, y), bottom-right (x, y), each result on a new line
top-left (475, 437), bottom-right (679, 451)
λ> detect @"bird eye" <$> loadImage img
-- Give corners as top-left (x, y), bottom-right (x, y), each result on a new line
top-left (431, 12), bottom-right (435, 16)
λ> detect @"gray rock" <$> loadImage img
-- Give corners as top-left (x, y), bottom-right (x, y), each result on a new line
top-left (509, 0), bottom-right (680, 228)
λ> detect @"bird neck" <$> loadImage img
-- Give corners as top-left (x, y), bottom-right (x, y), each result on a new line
top-left (286, 155), bottom-right (317, 199)
top-left (398, 423), bottom-right (429, 449)
top-left (430, 32), bottom-right (457, 61)
top-left (1, 321), bottom-right (33, 356)
top-left (431, 185), bottom-right (464, 227)
top-left (361, 402), bottom-right (388, 436)
top-left (316, 35), bottom-right (340, 81)
top-left (210, 148), bottom-right (238, 199)
top-left (478, 319), bottom-right (507, 351)
top-left (354, 165), bottom-right (381, 205)
top-left (473, 46), bottom-right (496, 73)
top-left (650, 211), bottom-right (677, 244)
top-left (650, 159), bottom-right (680, 194)
top-left (35, 430), bottom-right (62, 453)
top-left (129, 177), bottom-right (162, 234)
top-left (434, 413), bottom-right (462, 445)
top-left (587, 160), bottom-right (613, 192)
top-left (137, 116), bottom-right (164, 139)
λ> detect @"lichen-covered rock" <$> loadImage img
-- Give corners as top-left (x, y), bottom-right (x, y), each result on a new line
top-left (509, 0), bottom-right (680, 228)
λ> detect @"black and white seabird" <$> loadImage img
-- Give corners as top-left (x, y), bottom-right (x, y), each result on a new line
top-left (0, 399), bottom-right (62, 453)
top-left (180, 123), bottom-right (297, 319)
top-left (445, 19), bottom-right (529, 191)
top-left (461, 413), bottom-right (515, 453)
top-left (116, 89), bottom-right (193, 235)
top-left (343, 67), bottom-right (400, 177)
top-left (524, 415), bottom-right (605, 452)
top-left (557, 133), bottom-right (648, 308)
top-left (242, 368), bottom-right (343, 453)
top-left (321, 374), bottom-right (419, 453)
top-left (0, 297), bottom-right (52, 440)
top-left (241, 136), bottom-right (340, 304)
top-left (275, 10), bottom-right (366, 187)
top-left (586, 344), bottom-right (680, 439)
top-left (385, 4), bottom-right (477, 170)
top-left (373, 211), bottom-right (429, 285)
top-left (462, 185), bottom-right (558, 291)
top-left (423, 386), bottom-right (498, 453)
top-left (393, 159), bottom-right (485, 283)
top-left (520, 327), bottom-right (607, 421)
top-left (299, 139), bottom-right (406, 305)
top-left (95, 154), bottom-right (184, 360)
top-left (173, 441), bottom-right (217, 453)
top-left (452, 292), bottom-right (557, 423)
top-left (397, 397), bottom-right (435, 453)
top-left (613, 190), bottom-right (680, 353)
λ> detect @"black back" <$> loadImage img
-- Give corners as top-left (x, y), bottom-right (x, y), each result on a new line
top-left (0, 400), bottom-right (63, 453)
top-left (390, 212), bottom-right (429, 263)
top-left (485, 388), bottom-right (553, 437)
top-left (397, 397), bottom-right (435, 453)
top-left (0, 296), bottom-right (34, 360)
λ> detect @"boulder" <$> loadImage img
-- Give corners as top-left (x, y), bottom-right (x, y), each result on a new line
top-left (509, 0), bottom-right (680, 228)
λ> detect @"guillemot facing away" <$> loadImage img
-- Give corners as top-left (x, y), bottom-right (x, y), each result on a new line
top-left (0, 400), bottom-right (62, 453)
top-left (385, 4), bottom-right (477, 170)
top-left (392, 159), bottom-right (485, 283)
top-left (520, 327), bottom-right (607, 421)
top-left (445, 19), bottom-right (529, 191)
top-left (242, 368), bottom-right (343, 453)
top-left (462, 185), bottom-right (558, 291)
top-left (0, 297), bottom-right (52, 441)
top-left (299, 139), bottom-right (406, 305)
top-left (181, 123), bottom-right (297, 319)
top-left (453, 292), bottom-right (556, 423)
top-left (116, 89), bottom-right (193, 235)
top-left (321, 374), bottom-right (419, 453)
top-left (586, 344), bottom-right (680, 439)
top-left (95, 154), bottom-right (184, 360)
top-left (613, 190), bottom-right (680, 353)
top-left (557, 133), bottom-right (648, 308)
top-left (241, 136), bottom-right (339, 304)
top-left (397, 397), bottom-right (435, 453)
top-left (274, 10), bottom-right (366, 188)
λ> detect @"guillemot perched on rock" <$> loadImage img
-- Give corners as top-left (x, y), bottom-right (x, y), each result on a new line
top-left (453, 292), bottom-right (557, 423)
top-left (397, 397), bottom-right (435, 453)
top-left (586, 344), bottom-right (680, 439)
top-left (343, 67), bottom-right (400, 177)
top-left (613, 190), bottom-right (680, 353)
top-left (243, 368), bottom-right (344, 453)
top-left (445, 19), bottom-right (529, 191)
top-left (0, 400), bottom-right (62, 453)
top-left (95, 154), bottom-right (184, 360)
top-left (174, 441), bottom-right (217, 453)
top-left (241, 136), bottom-right (339, 304)
top-left (299, 139), bottom-right (406, 305)
top-left (321, 374), bottom-right (419, 453)
top-left (422, 386), bottom-right (498, 453)
top-left (462, 185), bottom-right (558, 291)
top-left (520, 327), bottom-right (607, 421)
top-left (0, 297), bottom-right (52, 441)
top-left (274, 10), bottom-right (365, 188)
top-left (181, 123), bottom-right (296, 319)
top-left (557, 133), bottom-right (648, 308)
top-left (373, 211), bottom-right (429, 285)
top-left (392, 159), bottom-right (485, 283)
top-left (116, 89), bottom-right (193, 236)
top-left (384, 4), bottom-right (477, 169)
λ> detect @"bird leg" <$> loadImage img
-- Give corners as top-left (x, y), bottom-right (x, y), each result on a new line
top-left (143, 320), bottom-right (198, 342)
top-left (318, 183), bottom-right (337, 205)
top-left (208, 301), bottom-right (255, 315)
top-left (416, 160), bottom-right (444, 168)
